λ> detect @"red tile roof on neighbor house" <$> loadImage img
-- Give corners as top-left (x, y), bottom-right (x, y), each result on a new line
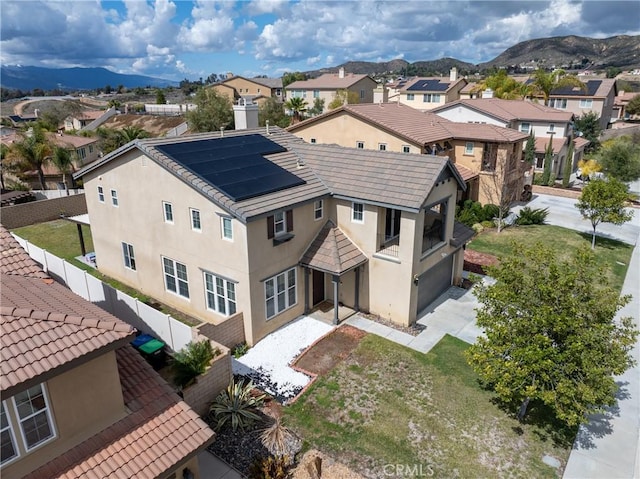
top-left (534, 136), bottom-right (567, 154)
top-left (300, 220), bottom-right (368, 275)
top-left (1, 226), bottom-right (215, 477)
top-left (433, 98), bottom-right (574, 123)
top-left (286, 72), bottom-right (374, 90)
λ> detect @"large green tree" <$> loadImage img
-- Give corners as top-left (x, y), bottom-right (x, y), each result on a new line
top-left (284, 97), bottom-right (308, 124)
top-left (466, 242), bottom-right (637, 427)
top-left (51, 146), bottom-right (75, 192)
top-left (524, 133), bottom-right (536, 165)
top-left (576, 178), bottom-right (634, 249)
top-left (472, 70), bottom-right (532, 99)
top-left (186, 88), bottom-right (234, 133)
top-left (282, 72), bottom-right (307, 88)
top-left (626, 94), bottom-right (640, 116)
top-left (541, 139), bottom-right (554, 185)
top-left (574, 112), bottom-right (602, 152)
top-left (7, 126), bottom-right (52, 190)
top-left (530, 68), bottom-right (586, 105)
top-left (328, 89), bottom-right (360, 110)
top-left (596, 136), bottom-right (640, 182)
top-left (562, 139), bottom-right (575, 188)
top-left (258, 97), bottom-right (290, 128)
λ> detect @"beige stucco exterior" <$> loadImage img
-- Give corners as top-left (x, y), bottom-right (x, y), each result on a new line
top-left (220, 77), bottom-right (282, 99)
top-left (398, 79), bottom-right (467, 111)
top-left (286, 77), bottom-right (378, 113)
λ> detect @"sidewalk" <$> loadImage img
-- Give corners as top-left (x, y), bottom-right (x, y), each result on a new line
top-left (563, 235), bottom-right (640, 479)
top-left (198, 450), bottom-right (243, 479)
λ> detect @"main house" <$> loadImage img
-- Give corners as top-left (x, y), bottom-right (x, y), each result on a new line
top-left (432, 98), bottom-right (589, 178)
top-left (74, 127), bottom-right (474, 346)
top-left (285, 68), bottom-right (378, 113)
top-left (287, 102), bottom-right (530, 206)
top-left (396, 68), bottom-right (468, 110)
top-left (0, 227), bottom-right (214, 478)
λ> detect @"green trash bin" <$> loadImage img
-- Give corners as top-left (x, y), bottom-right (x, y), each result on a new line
top-left (138, 338), bottom-right (166, 369)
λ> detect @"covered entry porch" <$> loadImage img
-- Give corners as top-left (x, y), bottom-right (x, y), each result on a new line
top-left (300, 220), bottom-right (368, 325)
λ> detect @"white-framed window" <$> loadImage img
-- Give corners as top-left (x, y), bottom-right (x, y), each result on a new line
top-left (97, 186), bottom-right (104, 203)
top-left (406, 93), bottom-right (415, 101)
top-left (519, 122), bottom-right (531, 134)
top-left (162, 257), bottom-right (189, 298)
top-left (221, 216), bottom-right (233, 240)
top-left (274, 211), bottom-right (286, 236)
top-left (465, 142), bottom-right (474, 155)
top-left (313, 90), bottom-right (320, 98)
top-left (352, 202), bottom-right (364, 223)
top-left (190, 208), bottom-right (201, 231)
top-left (360, 89), bottom-right (365, 99)
top-left (1, 401), bottom-right (19, 465)
top-left (13, 384), bottom-right (56, 451)
top-left (314, 200), bottom-right (323, 220)
top-left (121, 242), bottom-right (136, 271)
top-left (423, 93), bottom-right (441, 103)
top-left (550, 98), bottom-right (567, 109)
top-left (290, 90), bottom-right (305, 98)
top-left (402, 145), bottom-right (411, 153)
top-left (378, 143), bottom-right (387, 151)
top-left (163, 201), bottom-right (174, 223)
top-left (204, 272), bottom-right (237, 316)
top-left (310, 138), bottom-right (317, 144)
top-left (110, 189), bottom-right (118, 207)
top-left (579, 99), bottom-right (593, 108)
top-left (265, 268), bottom-right (297, 320)
top-left (356, 141), bottom-right (364, 149)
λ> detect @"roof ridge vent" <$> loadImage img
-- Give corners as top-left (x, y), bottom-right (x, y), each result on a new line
top-left (220, 127), bottom-right (224, 137)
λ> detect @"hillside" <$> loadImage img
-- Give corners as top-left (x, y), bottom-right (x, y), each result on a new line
top-left (1, 66), bottom-right (178, 91)
top-left (480, 35), bottom-right (640, 70)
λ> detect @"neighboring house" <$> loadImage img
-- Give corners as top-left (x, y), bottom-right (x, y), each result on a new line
top-left (432, 98), bottom-right (585, 178)
top-left (612, 90), bottom-right (640, 121)
top-left (0, 226), bottom-right (214, 478)
top-left (285, 68), bottom-right (378, 113)
top-left (546, 78), bottom-right (617, 130)
top-left (212, 74), bottom-right (284, 104)
top-left (397, 69), bottom-right (467, 110)
top-left (73, 127), bottom-right (474, 345)
top-left (459, 82), bottom-right (481, 100)
top-left (287, 102), bottom-right (530, 205)
top-left (63, 108), bottom-right (117, 132)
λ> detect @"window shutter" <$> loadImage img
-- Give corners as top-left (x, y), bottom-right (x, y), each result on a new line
top-left (267, 215), bottom-right (274, 239)
top-left (286, 209), bottom-right (293, 232)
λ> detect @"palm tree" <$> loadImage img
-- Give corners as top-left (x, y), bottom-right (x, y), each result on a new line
top-left (284, 97), bottom-right (308, 124)
top-left (51, 146), bottom-right (75, 193)
top-left (471, 70), bottom-right (532, 100)
top-left (7, 127), bottom-right (52, 190)
top-left (117, 126), bottom-right (149, 146)
top-left (530, 69), bottom-right (586, 105)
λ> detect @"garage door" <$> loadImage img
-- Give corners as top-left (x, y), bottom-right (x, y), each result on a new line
top-left (417, 255), bottom-right (454, 314)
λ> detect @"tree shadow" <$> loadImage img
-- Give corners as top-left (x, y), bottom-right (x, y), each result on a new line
top-left (577, 231), bottom-right (631, 249)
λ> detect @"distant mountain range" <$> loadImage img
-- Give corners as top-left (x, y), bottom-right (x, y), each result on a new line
top-left (0, 66), bottom-right (178, 91)
top-left (307, 35), bottom-right (640, 77)
top-left (2, 35), bottom-right (638, 91)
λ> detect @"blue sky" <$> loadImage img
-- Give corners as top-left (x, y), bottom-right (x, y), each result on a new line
top-left (1, 0), bottom-right (639, 81)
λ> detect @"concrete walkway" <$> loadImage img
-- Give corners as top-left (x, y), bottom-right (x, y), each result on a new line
top-left (198, 451), bottom-right (243, 479)
top-left (564, 234), bottom-right (640, 479)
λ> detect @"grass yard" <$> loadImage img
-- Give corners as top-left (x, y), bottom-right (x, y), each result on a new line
top-left (286, 334), bottom-right (575, 478)
top-left (468, 225), bottom-right (633, 292)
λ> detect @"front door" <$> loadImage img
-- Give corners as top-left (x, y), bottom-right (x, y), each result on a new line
top-left (313, 269), bottom-right (325, 305)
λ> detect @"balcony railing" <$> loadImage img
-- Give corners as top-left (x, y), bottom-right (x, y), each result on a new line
top-left (422, 221), bottom-right (444, 254)
top-left (376, 234), bottom-right (399, 257)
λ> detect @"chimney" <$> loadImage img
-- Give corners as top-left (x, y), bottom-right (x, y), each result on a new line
top-left (373, 84), bottom-right (388, 103)
top-left (338, 67), bottom-right (345, 79)
top-left (226, 72), bottom-right (234, 79)
top-left (482, 88), bottom-right (494, 99)
top-left (233, 98), bottom-right (259, 130)
top-left (450, 67), bottom-right (458, 82)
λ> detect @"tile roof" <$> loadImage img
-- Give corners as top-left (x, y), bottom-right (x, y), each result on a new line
top-left (454, 164), bottom-right (478, 182)
top-left (401, 77), bottom-right (465, 93)
top-left (47, 132), bottom-right (98, 149)
top-left (70, 110), bottom-right (104, 121)
top-left (451, 221), bottom-right (476, 248)
top-left (573, 137), bottom-right (590, 151)
top-left (534, 136), bottom-right (567, 154)
top-left (292, 142), bottom-right (464, 211)
top-left (433, 98), bottom-right (574, 123)
top-left (23, 345), bottom-right (215, 479)
top-left (286, 72), bottom-right (374, 90)
top-left (300, 220), bottom-right (368, 275)
top-left (0, 226), bottom-right (49, 278)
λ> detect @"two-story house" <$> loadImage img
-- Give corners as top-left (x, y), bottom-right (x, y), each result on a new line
top-left (63, 107), bottom-right (117, 132)
top-left (212, 74), bottom-right (284, 104)
top-left (287, 102), bottom-right (529, 206)
top-left (397, 68), bottom-right (467, 111)
top-left (73, 128), bottom-right (474, 346)
top-left (0, 227), bottom-right (214, 478)
top-left (547, 78), bottom-right (617, 130)
top-left (432, 98), bottom-right (589, 178)
top-left (285, 68), bottom-right (377, 113)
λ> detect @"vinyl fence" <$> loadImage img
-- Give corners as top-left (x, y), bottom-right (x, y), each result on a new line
top-left (12, 234), bottom-right (194, 352)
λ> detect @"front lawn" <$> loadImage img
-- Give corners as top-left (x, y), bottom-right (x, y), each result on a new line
top-left (285, 334), bottom-right (575, 478)
top-left (468, 225), bottom-right (633, 292)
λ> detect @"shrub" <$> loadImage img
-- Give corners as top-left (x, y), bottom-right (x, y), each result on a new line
top-left (172, 340), bottom-right (218, 389)
top-left (472, 223), bottom-right (484, 234)
top-left (481, 220), bottom-right (495, 228)
top-left (547, 172), bottom-right (557, 187)
top-left (248, 455), bottom-right (289, 479)
top-left (260, 417), bottom-right (300, 461)
top-left (532, 173), bottom-right (545, 185)
top-left (210, 378), bottom-right (266, 431)
top-left (482, 204), bottom-right (500, 220)
top-left (515, 207), bottom-right (549, 226)
top-left (232, 342), bottom-right (249, 358)
top-left (456, 201), bottom-right (501, 227)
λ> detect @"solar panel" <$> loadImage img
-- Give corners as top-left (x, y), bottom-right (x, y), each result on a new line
top-left (155, 134), bottom-right (306, 202)
top-left (551, 80), bottom-right (600, 96)
top-left (407, 79), bottom-right (450, 92)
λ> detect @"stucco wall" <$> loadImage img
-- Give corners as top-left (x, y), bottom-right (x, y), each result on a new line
top-left (1, 193), bottom-right (87, 229)
top-left (196, 313), bottom-right (245, 349)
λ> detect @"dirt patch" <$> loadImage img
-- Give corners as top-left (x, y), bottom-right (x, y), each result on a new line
top-left (291, 449), bottom-right (366, 479)
top-left (101, 114), bottom-right (185, 136)
top-left (293, 325), bottom-right (366, 376)
top-left (464, 249), bottom-right (499, 275)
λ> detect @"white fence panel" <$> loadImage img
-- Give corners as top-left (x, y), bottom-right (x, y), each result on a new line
top-left (111, 289), bottom-right (143, 327)
top-left (170, 319), bottom-right (194, 352)
top-left (85, 272), bottom-right (110, 304)
top-left (28, 244), bottom-right (47, 271)
top-left (62, 262), bottom-right (90, 300)
top-left (44, 252), bottom-right (66, 281)
top-left (137, 302), bottom-right (175, 349)
top-left (12, 234), bottom-right (28, 249)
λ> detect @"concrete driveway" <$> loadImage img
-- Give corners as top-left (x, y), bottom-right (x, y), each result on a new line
top-left (511, 193), bottom-right (640, 246)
